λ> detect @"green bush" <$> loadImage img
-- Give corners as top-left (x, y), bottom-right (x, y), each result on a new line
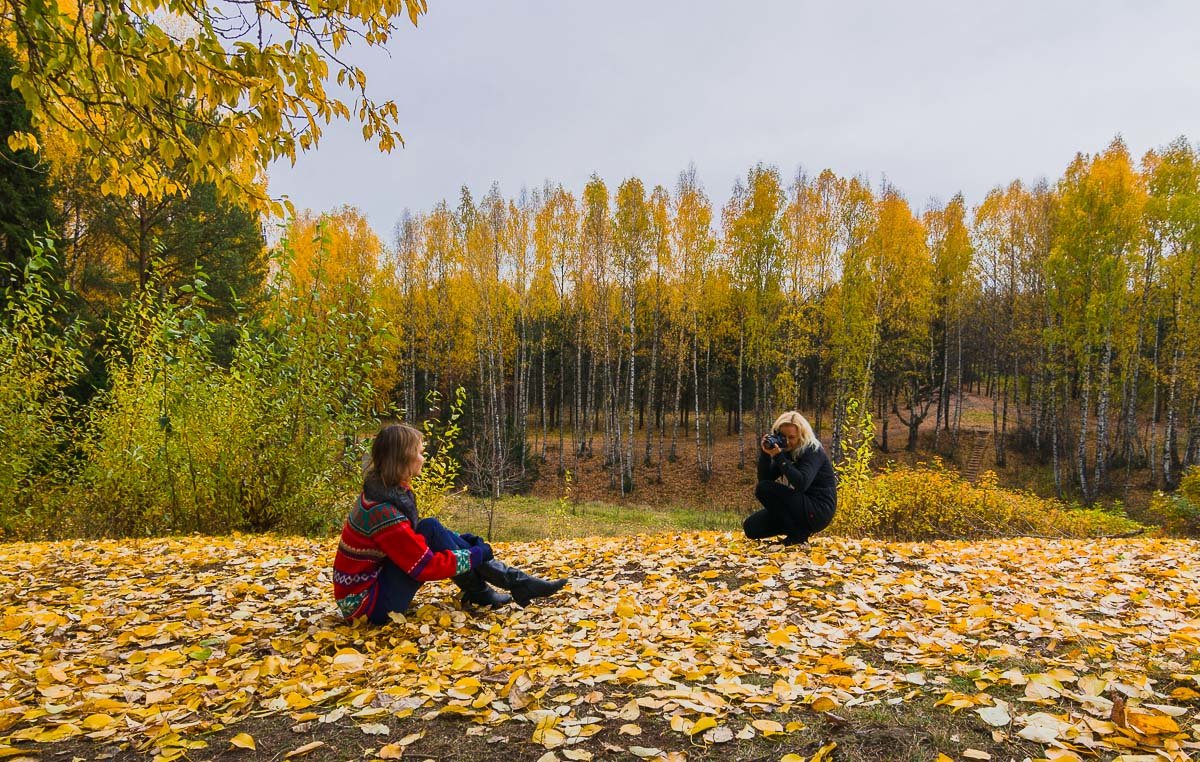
top-left (74, 264), bottom-right (386, 537)
top-left (0, 245), bottom-right (83, 537)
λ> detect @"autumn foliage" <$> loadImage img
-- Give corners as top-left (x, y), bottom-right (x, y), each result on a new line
top-left (1, 532), bottom-right (1197, 760)
top-left (831, 460), bottom-right (1142, 541)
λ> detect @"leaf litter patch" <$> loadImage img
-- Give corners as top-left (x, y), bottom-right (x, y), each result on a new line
top-left (1, 533), bottom-right (1198, 761)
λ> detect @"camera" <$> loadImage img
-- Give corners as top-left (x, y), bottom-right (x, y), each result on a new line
top-left (763, 432), bottom-right (787, 450)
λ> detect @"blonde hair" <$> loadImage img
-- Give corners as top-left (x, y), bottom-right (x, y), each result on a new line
top-left (772, 411), bottom-right (820, 453)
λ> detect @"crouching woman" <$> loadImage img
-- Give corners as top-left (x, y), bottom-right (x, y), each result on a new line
top-left (744, 411), bottom-right (837, 546)
top-left (333, 423), bottom-right (567, 624)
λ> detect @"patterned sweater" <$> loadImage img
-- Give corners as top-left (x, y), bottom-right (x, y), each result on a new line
top-left (332, 484), bottom-right (484, 621)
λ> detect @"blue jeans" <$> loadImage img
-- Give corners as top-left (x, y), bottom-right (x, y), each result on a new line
top-left (368, 518), bottom-right (469, 624)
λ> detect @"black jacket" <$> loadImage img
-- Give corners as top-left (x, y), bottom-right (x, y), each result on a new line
top-left (757, 445), bottom-right (838, 511)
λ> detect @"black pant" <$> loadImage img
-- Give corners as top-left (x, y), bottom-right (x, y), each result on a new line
top-left (743, 480), bottom-right (833, 540)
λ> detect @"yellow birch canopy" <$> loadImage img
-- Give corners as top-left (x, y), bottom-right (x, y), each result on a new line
top-left (1, 0), bottom-right (428, 214)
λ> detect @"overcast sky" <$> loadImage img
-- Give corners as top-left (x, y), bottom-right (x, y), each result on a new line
top-left (265, 1), bottom-right (1200, 239)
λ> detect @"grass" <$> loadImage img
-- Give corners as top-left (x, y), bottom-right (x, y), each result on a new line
top-left (437, 493), bottom-right (745, 543)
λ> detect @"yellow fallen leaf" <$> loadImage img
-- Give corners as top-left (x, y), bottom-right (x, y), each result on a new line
top-left (532, 715), bottom-right (566, 749)
top-left (618, 699), bottom-right (640, 721)
top-left (1126, 711), bottom-right (1179, 735)
top-left (81, 713), bottom-right (114, 731)
top-left (377, 743), bottom-right (404, 760)
top-left (284, 741), bottom-right (325, 758)
top-left (811, 741), bottom-right (837, 762)
top-left (752, 719), bottom-right (784, 736)
top-left (767, 629), bottom-right (792, 646)
top-left (810, 696), bottom-right (838, 712)
top-left (1171, 686), bottom-right (1199, 701)
top-left (963, 750), bottom-right (991, 760)
top-left (230, 733), bottom-right (256, 750)
top-left (34, 723), bottom-right (81, 742)
top-left (689, 716), bottom-right (717, 736)
top-left (331, 648), bottom-right (367, 672)
top-left (619, 724), bottom-right (642, 735)
top-left (780, 755), bottom-right (806, 762)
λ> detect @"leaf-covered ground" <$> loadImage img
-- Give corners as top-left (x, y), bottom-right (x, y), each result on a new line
top-left (1, 533), bottom-right (1199, 761)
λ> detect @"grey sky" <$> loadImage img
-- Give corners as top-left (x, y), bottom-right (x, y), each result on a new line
top-left (265, 1), bottom-right (1200, 239)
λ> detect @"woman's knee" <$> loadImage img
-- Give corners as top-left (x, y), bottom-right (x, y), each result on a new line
top-left (416, 517), bottom-right (444, 533)
top-left (742, 510), bottom-right (772, 539)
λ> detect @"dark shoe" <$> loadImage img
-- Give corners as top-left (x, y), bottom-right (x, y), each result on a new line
top-left (478, 559), bottom-right (568, 608)
top-left (781, 533), bottom-right (810, 546)
top-left (452, 571), bottom-right (512, 609)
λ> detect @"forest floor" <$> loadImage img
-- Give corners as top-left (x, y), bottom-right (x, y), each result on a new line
top-left (3, 532), bottom-right (1197, 762)
top-left (524, 392), bottom-right (1159, 518)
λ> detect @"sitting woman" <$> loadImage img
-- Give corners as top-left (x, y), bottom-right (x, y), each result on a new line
top-left (333, 423), bottom-right (567, 624)
top-left (744, 410), bottom-right (837, 546)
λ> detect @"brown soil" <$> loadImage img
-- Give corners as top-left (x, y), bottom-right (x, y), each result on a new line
top-left (524, 392), bottom-right (1158, 514)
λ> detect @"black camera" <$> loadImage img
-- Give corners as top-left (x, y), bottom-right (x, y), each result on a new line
top-left (763, 432), bottom-right (787, 450)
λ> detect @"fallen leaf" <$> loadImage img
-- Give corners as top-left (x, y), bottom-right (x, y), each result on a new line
top-left (284, 741), bottom-right (325, 759)
top-left (752, 719), bottom-right (784, 736)
top-left (976, 703), bottom-right (1011, 727)
top-left (229, 733), bottom-right (256, 750)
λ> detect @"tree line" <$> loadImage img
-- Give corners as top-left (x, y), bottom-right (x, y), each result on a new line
top-left (372, 137), bottom-right (1199, 503)
top-left (3, 45), bottom-right (1197, 507)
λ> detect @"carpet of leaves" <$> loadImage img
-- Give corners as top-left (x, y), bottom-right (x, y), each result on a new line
top-left (1, 533), bottom-right (1199, 762)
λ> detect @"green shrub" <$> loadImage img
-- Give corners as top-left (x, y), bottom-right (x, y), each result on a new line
top-left (0, 245), bottom-right (83, 538)
top-left (1147, 467), bottom-right (1200, 537)
top-left (75, 263), bottom-right (386, 537)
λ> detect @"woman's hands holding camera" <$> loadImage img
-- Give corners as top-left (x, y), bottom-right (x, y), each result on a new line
top-left (761, 433), bottom-right (784, 456)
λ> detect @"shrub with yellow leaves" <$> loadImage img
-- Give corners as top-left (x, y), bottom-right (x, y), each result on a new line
top-left (1147, 466), bottom-right (1200, 537)
top-left (831, 458), bottom-right (1144, 540)
top-left (410, 387), bottom-right (466, 520)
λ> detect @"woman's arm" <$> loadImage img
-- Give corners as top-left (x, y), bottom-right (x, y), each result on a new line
top-left (757, 447), bottom-right (776, 481)
top-left (775, 449), bottom-right (822, 493)
top-left (373, 514), bottom-right (485, 582)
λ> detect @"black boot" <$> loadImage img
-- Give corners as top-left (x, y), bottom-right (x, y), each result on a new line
top-left (453, 571), bottom-right (512, 609)
top-left (478, 559), bottom-right (567, 608)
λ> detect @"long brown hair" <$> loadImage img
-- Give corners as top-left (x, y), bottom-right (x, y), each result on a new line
top-left (367, 423), bottom-right (423, 487)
